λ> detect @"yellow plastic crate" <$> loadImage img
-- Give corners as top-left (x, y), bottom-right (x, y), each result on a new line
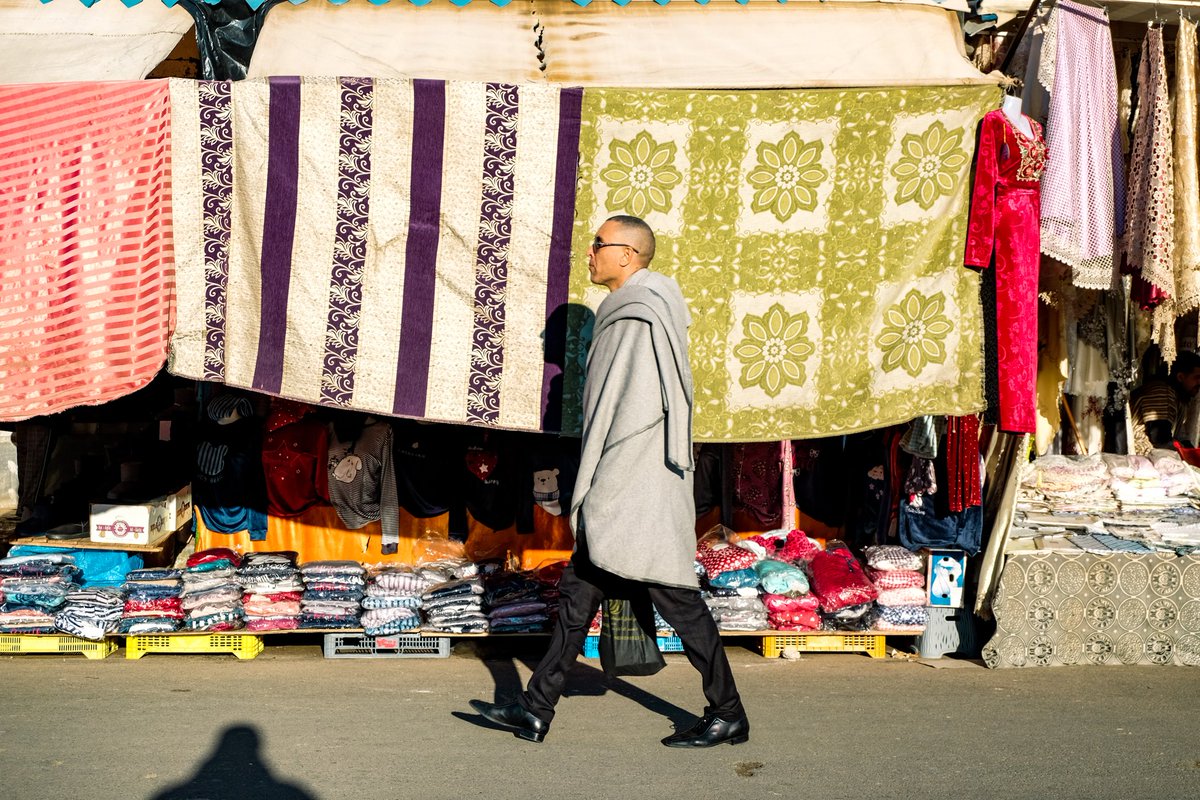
top-left (0, 634), bottom-right (117, 660)
top-left (126, 633), bottom-right (264, 660)
top-left (759, 633), bottom-right (886, 659)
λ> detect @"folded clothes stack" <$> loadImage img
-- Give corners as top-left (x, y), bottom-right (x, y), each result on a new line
top-left (422, 576), bottom-right (487, 633)
top-left (181, 549), bottom-right (244, 632)
top-left (703, 595), bottom-right (768, 631)
top-left (360, 565), bottom-right (439, 636)
top-left (484, 572), bottom-right (550, 634)
top-left (120, 568), bottom-right (183, 633)
top-left (695, 534), bottom-right (767, 631)
top-left (529, 561), bottom-right (565, 627)
top-left (808, 541), bottom-right (878, 632)
top-left (239, 552), bottom-right (303, 632)
top-left (864, 545), bottom-right (927, 633)
top-left (299, 561), bottom-right (364, 629)
top-left (754, 558), bottom-right (817, 631)
top-left (55, 588), bottom-right (124, 640)
top-left (0, 554), bottom-right (82, 633)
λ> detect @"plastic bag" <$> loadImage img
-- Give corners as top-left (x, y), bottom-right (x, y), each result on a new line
top-left (598, 595), bottom-right (665, 678)
top-left (708, 568), bottom-right (760, 589)
top-left (695, 524), bottom-right (759, 579)
top-left (754, 559), bottom-right (810, 596)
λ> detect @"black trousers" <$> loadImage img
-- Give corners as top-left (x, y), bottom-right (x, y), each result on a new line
top-left (519, 553), bottom-right (744, 724)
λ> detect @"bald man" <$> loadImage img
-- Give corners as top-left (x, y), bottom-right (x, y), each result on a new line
top-left (469, 215), bottom-right (749, 748)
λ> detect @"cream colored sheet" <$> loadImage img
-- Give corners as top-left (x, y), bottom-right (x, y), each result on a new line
top-left (0, 0), bottom-right (191, 83)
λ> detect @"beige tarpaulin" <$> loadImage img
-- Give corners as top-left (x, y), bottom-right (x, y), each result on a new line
top-left (0, 0), bottom-right (192, 83)
top-left (539, 0), bottom-right (989, 87)
top-left (249, 0), bottom-right (993, 87)
top-left (248, 1), bottom-right (543, 81)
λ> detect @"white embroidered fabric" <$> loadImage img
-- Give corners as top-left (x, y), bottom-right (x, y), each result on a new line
top-left (1038, 0), bottom-right (1126, 292)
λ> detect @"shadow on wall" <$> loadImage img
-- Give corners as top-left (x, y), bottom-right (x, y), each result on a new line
top-left (150, 724), bottom-right (317, 800)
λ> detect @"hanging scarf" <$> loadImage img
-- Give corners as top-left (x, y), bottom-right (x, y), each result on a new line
top-left (1126, 26), bottom-right (1177, 363)
top-left (1173, 19), bottom-right (1200, 315)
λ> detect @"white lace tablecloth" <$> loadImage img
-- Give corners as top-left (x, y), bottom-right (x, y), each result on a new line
top-left (983, 552), bottom-right (1200, 667)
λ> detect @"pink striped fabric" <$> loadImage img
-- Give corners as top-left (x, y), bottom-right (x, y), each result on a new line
top-left (0, 81), bottom-right (174, 421)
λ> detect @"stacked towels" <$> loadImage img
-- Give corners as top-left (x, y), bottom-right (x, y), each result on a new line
top-left (120, 568), bottom-right (184, 633)
top-left (299, 561), bottom-right (364, 629)
top-left (360, 565), bottom-right (439, 635)
top-left (239, 552), bottom-right (303, 631)
top-left (55, 588), bottom-right (124, 640)
top-left (181, 549), bottom-right (244, 631)
top-left (484, 572), bottom-right (551, 634)
top-left (0, 554), bottom-right (81, 632)
top-left (864, 545), bottom-right (928, 632)
top-left (422, 575), bottom-right (487, 633)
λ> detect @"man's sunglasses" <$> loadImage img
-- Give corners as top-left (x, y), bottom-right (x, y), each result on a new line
top-left (591, 236), bottom-right (639, 254)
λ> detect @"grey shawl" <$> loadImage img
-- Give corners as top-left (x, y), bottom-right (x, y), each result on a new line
top-left (570, 269), bottom-right (698, 588)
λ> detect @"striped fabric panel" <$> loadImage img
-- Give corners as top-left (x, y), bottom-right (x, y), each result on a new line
top-left (0, 81), bottom-right (174, 421)
top-left (466, 82), bottom-right (518, 425)
top-left (320, 77), bottom-right (374, 406)
top-left (167, 78), bottom-right (581, 433)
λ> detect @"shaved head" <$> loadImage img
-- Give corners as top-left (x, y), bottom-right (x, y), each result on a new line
top-left (606, 215), bottom-right (656, 266)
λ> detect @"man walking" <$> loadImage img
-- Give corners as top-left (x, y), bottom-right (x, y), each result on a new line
top-left (469, 215), bottom-right (749, 748)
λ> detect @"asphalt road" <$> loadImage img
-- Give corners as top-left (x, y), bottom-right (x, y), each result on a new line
top-left (0, 637), bottom-right (1196, 800)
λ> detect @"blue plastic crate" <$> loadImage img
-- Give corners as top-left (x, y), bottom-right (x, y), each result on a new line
top-left (582, 634), bottom-right (682, 659)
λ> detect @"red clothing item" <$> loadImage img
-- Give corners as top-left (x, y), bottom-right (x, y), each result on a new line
top-left (965, 109), bottom-right (1047, 434)
top-left (187, 548), bottom-right (242, 568)
top-left (262, 416), bottom-right (330, 518)
top-left (807, 547), bottom-right (878, 612)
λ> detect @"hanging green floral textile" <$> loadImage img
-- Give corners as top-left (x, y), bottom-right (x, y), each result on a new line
top-left (563, 86), bottom-right (1000, 442)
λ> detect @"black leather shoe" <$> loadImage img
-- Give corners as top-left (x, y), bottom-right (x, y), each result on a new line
top-left (468, 700), bottom-right (550, 743)
top-left (661, 714), bottom-right (750, 748)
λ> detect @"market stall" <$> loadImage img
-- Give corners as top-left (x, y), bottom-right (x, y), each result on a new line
top-left (2, 0), bottom-right (1014, 660)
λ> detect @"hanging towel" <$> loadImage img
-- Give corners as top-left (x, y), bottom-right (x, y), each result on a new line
top-left (167, 77), bottom-right (582, 433)
top-left (0, 81), bottom-right (174, 421)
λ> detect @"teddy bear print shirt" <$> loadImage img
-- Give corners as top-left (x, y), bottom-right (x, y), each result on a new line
top-left (327, 420), bottom-right (400, 555)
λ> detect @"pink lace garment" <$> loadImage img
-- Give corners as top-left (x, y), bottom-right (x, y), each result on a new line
top-left (1038, 0), bottom-right (1126, 291)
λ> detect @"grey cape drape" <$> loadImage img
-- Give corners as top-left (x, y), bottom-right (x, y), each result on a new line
top-left (570, 269), bottom-right (698, 589)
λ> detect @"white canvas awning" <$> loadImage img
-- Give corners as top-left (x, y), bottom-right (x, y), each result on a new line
top-left (0, 0), bottom-right (192, 83)
top-left (247, 0), bottom-right (992, 87)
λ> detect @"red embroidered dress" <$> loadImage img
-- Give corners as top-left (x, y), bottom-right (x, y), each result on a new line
top-left (965, 109), bottom-right (1048, 434)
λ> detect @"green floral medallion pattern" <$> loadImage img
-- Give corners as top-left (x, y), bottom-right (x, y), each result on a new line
top-left (598, 131), bottom-right (682, 217)
top-left (875, 289), bottom-right (955, 377)
top-left (733, 303), bottom-right (815, 398)
top-left (747, 132), bottom-right (828, 222)
top-left (890, 120), bottom-right (970, 211)
top-left (566, 86), bottom-right (998, 441)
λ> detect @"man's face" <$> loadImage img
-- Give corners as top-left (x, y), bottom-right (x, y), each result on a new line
top-left (586, 221), bottom-right (632, 290)
top-left (1180, 368), bottom-right (1200, 398)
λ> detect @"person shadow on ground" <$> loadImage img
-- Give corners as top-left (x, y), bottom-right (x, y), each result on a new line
top-left (453, 639), bottom-right (696, 735)
top-left (150, 724), bottom-right (317, 800)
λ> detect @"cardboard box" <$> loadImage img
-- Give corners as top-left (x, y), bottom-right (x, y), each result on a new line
top-left (90, 494), bottom-right (174, 546)
top-left (926, 548), bottom-right (967, 608)
top-left (171, 484), bottom-right (193, 531)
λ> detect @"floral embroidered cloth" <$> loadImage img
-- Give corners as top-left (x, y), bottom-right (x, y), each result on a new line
top-left (167, 77), bottom-right (582, 432)
top-left (563, 86), bottom-right (996, 441)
